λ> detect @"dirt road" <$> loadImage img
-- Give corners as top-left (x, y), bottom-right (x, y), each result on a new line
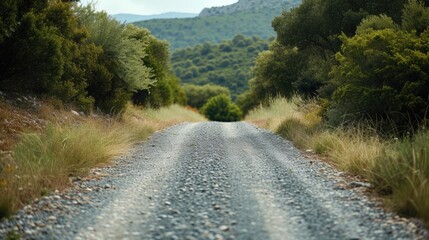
top-left (0, 122), bottom-right (426, 239)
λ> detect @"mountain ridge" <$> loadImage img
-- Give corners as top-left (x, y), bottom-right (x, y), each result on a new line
top-left (113, 12), bottom-right (198, 23)
top-left (199, 0), bottom-right (300, 17)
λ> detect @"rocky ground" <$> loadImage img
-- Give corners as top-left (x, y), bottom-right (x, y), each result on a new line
top-left (0, 122), bottom-right (428, 239)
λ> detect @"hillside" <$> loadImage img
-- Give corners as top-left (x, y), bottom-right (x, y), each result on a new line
top-left (171, 35), bottom-right (271, 100)
top-left (134, 0), bottom-right (300, 50)
top-left (200, 0), bottom-right (300, 16)
top-left (112, 12), bottom-right (198, 23)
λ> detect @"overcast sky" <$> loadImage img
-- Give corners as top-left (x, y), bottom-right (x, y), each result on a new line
top-left (79, 0), bottom-right (239, 15)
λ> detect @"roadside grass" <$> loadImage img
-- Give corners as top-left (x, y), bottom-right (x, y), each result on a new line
top-left (0, 103), bottom-right (205, 219)
top-left (245, 97), bottom-right (429, 226)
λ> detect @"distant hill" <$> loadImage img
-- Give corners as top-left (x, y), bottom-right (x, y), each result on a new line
top-left (134, 0), bottom-right (301, 50)
top-left (171, 35), bottom-right (272, 100)
top-left (112, 12), bottom-right (198, 23)
top-left (200, 0), bottom-right (300, 16)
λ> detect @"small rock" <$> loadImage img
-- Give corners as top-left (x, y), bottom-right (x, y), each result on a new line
top-left (104, 184), bottom-right (111, 189)
top-left (219, 225), bottom-right (229, 231)
top-left (47, 216), bottom-right (57, 222)
top-left (71, 110), bottom-right (80, 116)
top-left (212, 204), bottom-right (221, 210)
top-left (215, 234), bottom-right (224, 240)
top-left (349, 181), bottom-right (372, 188)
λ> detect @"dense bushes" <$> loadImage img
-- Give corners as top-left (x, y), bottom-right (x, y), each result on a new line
top-left (328, 24), bottom-right (429, 132)
top-left (0, 2), bottom-right (184, 114)
top-left (201, 95), bottom-right (242, 122)
top-left (243, 0), bottom-right (429, 134)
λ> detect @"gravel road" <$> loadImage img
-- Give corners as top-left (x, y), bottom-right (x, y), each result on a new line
top-left (1, 122), bottom-right (428, 239)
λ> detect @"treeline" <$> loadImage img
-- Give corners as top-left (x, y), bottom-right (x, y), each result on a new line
top-left (0, 0), bottom-right (184, 113)
top-left (134, 8), bottom-right (280, 50)
top-left (172, 35), bottom-right (271, 100)
top-left (240, 0), bottom-right (429, 134)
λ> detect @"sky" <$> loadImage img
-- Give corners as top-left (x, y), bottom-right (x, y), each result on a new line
top-left (79, 0), bottom-right (239, 15)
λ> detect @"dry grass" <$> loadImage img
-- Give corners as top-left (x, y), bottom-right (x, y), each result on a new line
top-left (245, 97), bottom-right (429, 226)
top-left (246, 97), bottom-right (319, 131)
top-left (311, 129), bottom-right (384, 176)
top-left (0, 102), bottom-right (205, 218)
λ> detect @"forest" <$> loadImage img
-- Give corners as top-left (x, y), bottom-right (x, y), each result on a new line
top-left (134, 8), bottom-right (280, 50)
top-left (172, 35), bottom-right (271, 100)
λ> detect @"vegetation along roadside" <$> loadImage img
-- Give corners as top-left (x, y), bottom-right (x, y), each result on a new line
top-left (241, 0), bottom-right (429, 227)
top-left (0, 0), bottom-right (205, 219)
top-left (0, 94), bottom-right (205, 219)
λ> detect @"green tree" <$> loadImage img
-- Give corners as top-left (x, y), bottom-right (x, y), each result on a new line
top-left (402, 0), bottom-right (429, 34)
top-left (328, 24), bottom-right (429, 132)
top-left (0, 1), bottom-right (97, 110)
top-left (201, 94), bottom-right (242, 122)
top-left (76, 5), bottom-right (156, 112)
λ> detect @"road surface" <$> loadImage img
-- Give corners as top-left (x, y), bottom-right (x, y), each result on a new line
top-left (0, 122), bottom-right (427, 239)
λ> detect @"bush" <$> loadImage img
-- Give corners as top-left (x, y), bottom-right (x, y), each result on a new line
top-left (183, 84), bottom-right (230, 109)
top-left (201, 94), bottom-right (242, 122)
top-left (328, 25), bottom-right (429, 134)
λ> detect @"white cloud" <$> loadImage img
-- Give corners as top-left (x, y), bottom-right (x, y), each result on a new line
top-left (80, 0), bottom-right (238, 15)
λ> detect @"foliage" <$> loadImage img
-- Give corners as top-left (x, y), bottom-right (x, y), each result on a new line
top-left (244, 0), bottom-right (429, 134)
top-left (328, 22), bottom-right (429, 133)
top-left (172, 36), bottom-right (271, 100)
top-left (75, 6), bottom-right (155, 113)
top-left (402, 0), bottom-right (429, 34)
top-left (0, 1), bottom-right (96, 110)
top-left (182, 84), bottom-right (231, 109)
top-left (135, 8), bottom-right (285, 50)
top-left (131, 32), bottom-right (186, 108)
top-left (0, 2), bottom-right (183, 114)
top-left (201, 95), bottom-right (242, 122)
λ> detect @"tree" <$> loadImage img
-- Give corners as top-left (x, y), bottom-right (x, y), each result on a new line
top-left (75, 5), bottom-right (156, 112)
top-left (0, 1), bottom-right (97, 110)
top-left (402, 0), bottom-right (429, 34)
top-left (328, 23), bottom-right (429, 132)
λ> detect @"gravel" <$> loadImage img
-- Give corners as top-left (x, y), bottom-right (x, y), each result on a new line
top-left (0, 122), bottom-right (428, 239)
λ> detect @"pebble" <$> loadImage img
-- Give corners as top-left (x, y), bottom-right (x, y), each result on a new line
top-left (219, 225), bottom-right (229, 231)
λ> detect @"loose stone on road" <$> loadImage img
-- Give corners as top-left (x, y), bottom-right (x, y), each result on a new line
top-left (0, 122), bottom-right (427, 239)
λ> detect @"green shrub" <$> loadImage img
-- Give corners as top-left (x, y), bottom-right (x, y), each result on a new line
top-left (201, 94), bottom-right (242, 122)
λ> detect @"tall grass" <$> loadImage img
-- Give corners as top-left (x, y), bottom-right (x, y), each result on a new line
top-left (371, 132), bottom-right (429, 223)
top-left (0, 104), bottom-right (205, 218)
top-left (246, 97), bottom-right (429, 226)
top-left (246, 97), bottom-right (320, 132)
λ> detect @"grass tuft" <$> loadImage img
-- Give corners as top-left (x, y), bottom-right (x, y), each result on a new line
top-left (371, 131), bottom-right (429, 222)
